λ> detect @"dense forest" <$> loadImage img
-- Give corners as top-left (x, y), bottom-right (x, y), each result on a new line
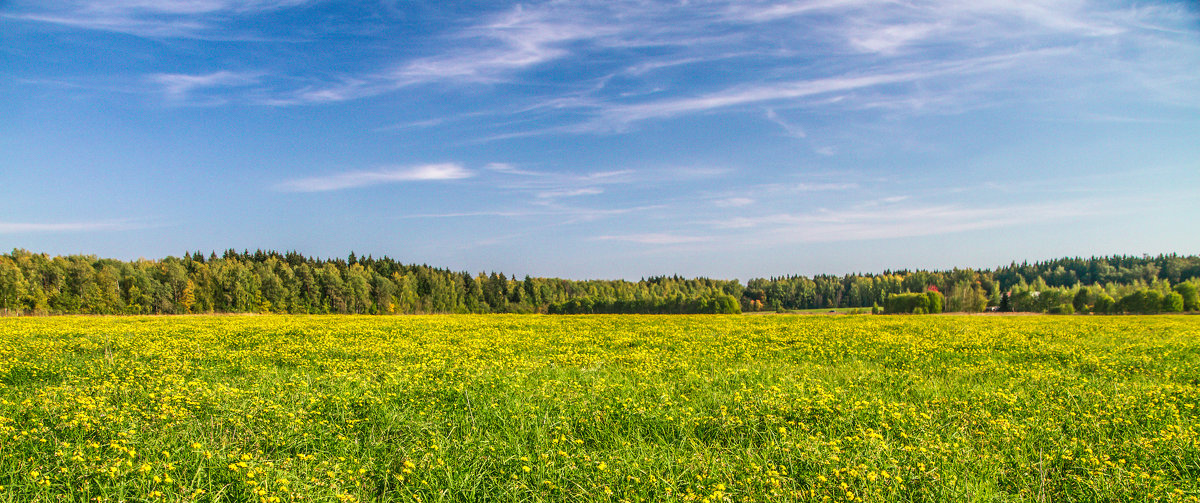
top-left (0, 249), bottom-right (1197, 315)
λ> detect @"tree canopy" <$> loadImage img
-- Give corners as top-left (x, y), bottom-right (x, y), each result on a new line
top-left (1, 250), bottom-right (1197, 316)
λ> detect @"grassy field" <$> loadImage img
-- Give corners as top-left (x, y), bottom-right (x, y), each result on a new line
top-left (1, 315), bottom-right (1198, 502)
top-left (755, 308), bottom-right (872, 315)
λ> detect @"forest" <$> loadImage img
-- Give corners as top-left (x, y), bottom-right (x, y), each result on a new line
top-left (0, 249), bottom-right (1197, 315)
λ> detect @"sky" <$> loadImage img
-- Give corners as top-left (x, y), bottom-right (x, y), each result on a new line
top-left (2, 0), bottom-right (1199, 280)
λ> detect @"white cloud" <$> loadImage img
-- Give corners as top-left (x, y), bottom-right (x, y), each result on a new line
top-left (12, 0), bottom-right (1199, 142)
top-left (484, 163), bottom-right (540, 176)
top-left (710, 199), bottom-right (1109, 243)
top-left (0, 219), bottom-right (143, 233)
top-left (848, 23), bottom-right (941, 54)
top-left (83, 0), bottom-right (309, 15)
top-left (595, 233), bottom-right (713, 245)
top-left (150, 70), bottom-right (259, 98)
top-left (714, 197), bottom-right (755, 207)
top-left (765, 108), bottom-right (806, 138)
top-left (6, 0), bottom-right (312, 38)
top-left (390, 9), bottom-right (583, 85)
top-left (596, 72), bottom-right (921, 127)
top-left (6, 13), bottom-right (209, 38)
top-left (728, 0), bottom-right (884, 23)
top-left (396, 203), bottom-right (664, 223)
top-left (496, 168), bottom-right (634, 195)
top-left (537, 188), bottom-right (603, 199)
top-left (276, 163), bottom-right (473, 192)
top-left (795, 182), bottom-right (859, 191)
top-left (283, 5), bottom-right (620, 103)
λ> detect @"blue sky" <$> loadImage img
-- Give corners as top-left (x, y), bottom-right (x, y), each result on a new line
top-left (2, 0), bottom-right (1198, 279)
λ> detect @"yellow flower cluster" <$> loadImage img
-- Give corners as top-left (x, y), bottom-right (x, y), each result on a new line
top-left (0, 314), bottom-right (1198, 501)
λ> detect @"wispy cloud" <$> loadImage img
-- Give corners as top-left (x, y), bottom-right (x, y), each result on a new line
top-left (484, 163), bottom-right (543, 176)
top-left (0, 219), bottom-right (146, 233)
top-left (279, 5), bottom-right (622, 104)
top-left (848, 22), bottom-right (941, 54)
top-left (276, 163), bottom-right (472, 193)
top-left (396, 203), bottom-right (665, 225)
top-left (17, 0), bottom-right (1193, 125)
top-left (574, 48), bottom-right (1076, 132)
top-left (5, 0), bottom-right (313, 39)
top-left (389, 9), bottom-right (588, 85)
top-left (396, 210), bottom-right (533, 219)
top-left (727, 0), bottom-right (881, 23)
top-left (150, 71), bottom-right (260, 100)
top-left (765, 108), bottom-right (806, 138)
top-left (714, 197), bottom-right (755, 208)
top-left (6, 13), bottom-right (209, 38)
top-left (795, 182), bottom-right (858, 191)
top-left (537, 188), bottom-right (603, 199)
top-left (593, 72), bottom-right (921, 129)
top-left (710, 199), bottom-right (1111, 243)
top-left (493, 166), bottom-right (635, 197)
top-left (595, 233), bottom-right (714, 245)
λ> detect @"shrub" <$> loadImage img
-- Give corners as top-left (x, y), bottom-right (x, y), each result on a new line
top-left (1163, 292), bottom-right (1185, 313)
top-left (1174, 283), bottom-right (1199, 311)
top-left (885, 293), bottom-right (928, 314)
top-left (1073, 289), bottom-right (1091, 314)
top-left (1093, 294), bottom-right (1115, 314)
top-left (926, 291), bottom-right (944, 314)
top-left (1047, 303), bottom-right (1075, 315)
top-left (1143, 290), bottom-right (1164, 314)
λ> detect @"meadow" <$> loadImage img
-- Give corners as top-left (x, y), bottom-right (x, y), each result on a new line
top-left (1, 315), bottom-right (1198, 502)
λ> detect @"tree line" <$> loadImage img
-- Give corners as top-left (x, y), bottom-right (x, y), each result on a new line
top-left (0, 249), bottom-right (742, 315)
top-left (0, 249), bottom-right (1197, 315)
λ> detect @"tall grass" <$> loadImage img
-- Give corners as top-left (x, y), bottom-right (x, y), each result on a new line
top-left (0, 315), bottom-right (1197, 501)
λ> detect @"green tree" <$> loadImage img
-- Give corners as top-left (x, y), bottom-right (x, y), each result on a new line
top-left (1162, 292), bottom-right (1184, 313)
top-left (926, 290), bottom-right (944, 314)
top-left (1072, 288), bottom-right (1091, 314)
top-left (0, 258), bottom-right (26, 314)
top-left (319, 263), bottom-right (347, 313)
top-left (370, 273), bottom-right (395, 314)
top-left (1142, 290), bottom-right (1163, 314)
top-left (1174, 282), bottom-right (1199, 311)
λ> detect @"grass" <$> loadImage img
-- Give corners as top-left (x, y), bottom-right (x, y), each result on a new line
top-left (759, 307), bottom-right (873, 315)
top-left (0, 315), bottom-right (1198, 502)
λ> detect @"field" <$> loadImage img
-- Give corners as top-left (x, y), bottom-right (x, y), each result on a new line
top-left (1, 316), bottom-right (1198, 502)
top-left (757, 308), bottom-right (872, 315)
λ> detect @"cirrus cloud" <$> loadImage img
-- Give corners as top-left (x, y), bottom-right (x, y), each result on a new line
top-left (275, 163), bottom-right (473, 193)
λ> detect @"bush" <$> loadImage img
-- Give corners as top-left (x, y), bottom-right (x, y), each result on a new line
top-left (885, 293), bottom-right (928, 314)
top-left (1092, 294), bottom-right (1115, 314)
top-left (1163, 292), bottom-right (1185, 313)
top-left (1047, 303), bottom-right (1074, 315)
top-left (1117, 289), bottom-right (1164, 314)
top-left (926, 291), bottom-right (944, 314)
top-left (1072, 289), bottom-right (1091, 313)
top-left (1174, 283), bottom-right (1199, 311)
top-left (1010, 291), bottom-right (1037, 312)
top-left (1143, 290), bottom-right (1164, 314)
